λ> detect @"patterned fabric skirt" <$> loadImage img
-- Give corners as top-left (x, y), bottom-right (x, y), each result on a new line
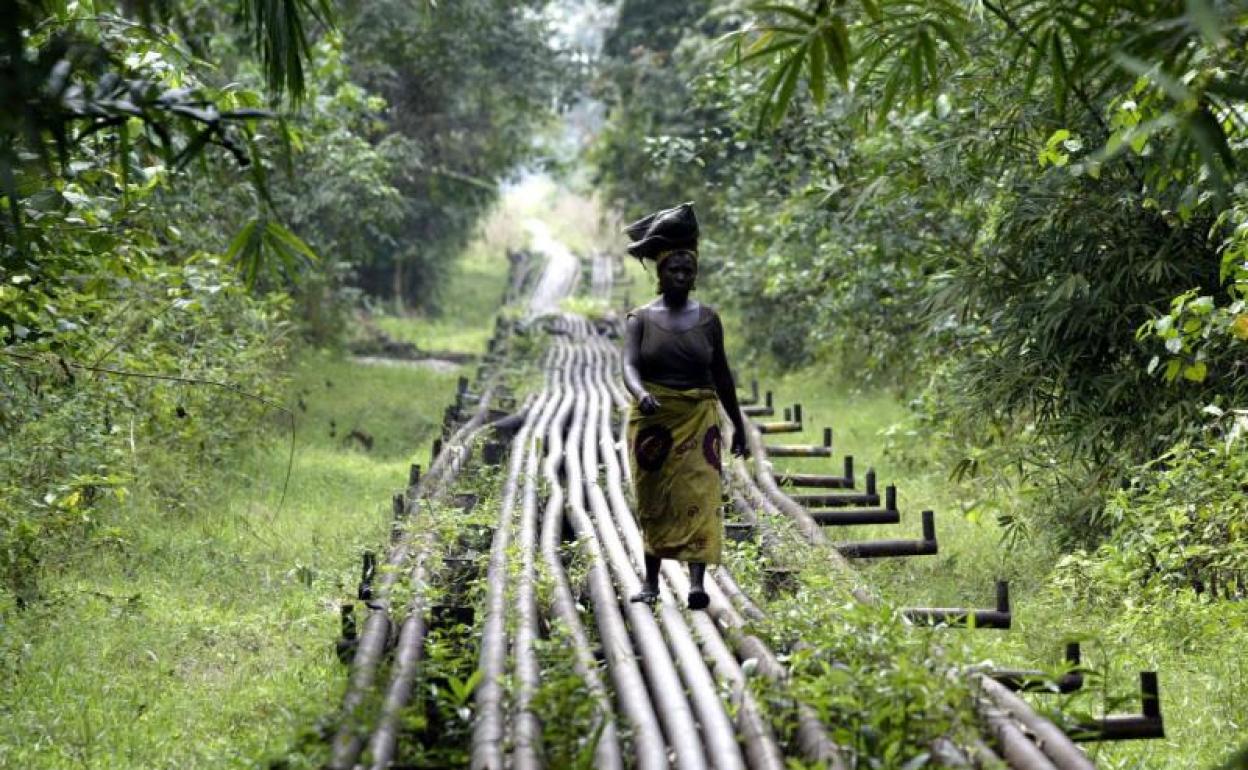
top-left (628, 382), bottom-right (723, 564)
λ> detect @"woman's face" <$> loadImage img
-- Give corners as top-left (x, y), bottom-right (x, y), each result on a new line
top-left (658, 251), bottom-right (697, 294)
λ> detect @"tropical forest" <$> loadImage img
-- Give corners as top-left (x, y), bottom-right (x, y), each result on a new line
top-left (2, 0), bottom-right (1247, 768)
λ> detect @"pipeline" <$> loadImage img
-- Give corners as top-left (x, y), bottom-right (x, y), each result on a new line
top-left (577, 342), bottom-right (719, 770)
top-left (534, 340), bottom-right (624, 770)
top-left (584, 343), bottom-right (782, 770)
top-left (511, 343), bottom-right (571, 769)
top-left (471, 358), bottom-right (554, 770)
top-left (559, 340), bottom-right (670, 770)
top-left (589, 331), bottom-right (852, 770)
top-left (328, 357), bottom-right (509, 770)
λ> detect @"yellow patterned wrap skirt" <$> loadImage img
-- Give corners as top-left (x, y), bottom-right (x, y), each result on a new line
top-left (628, 382), bottom-right (724, 564)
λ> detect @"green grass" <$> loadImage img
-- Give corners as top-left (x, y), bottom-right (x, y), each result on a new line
top-left (0, 355), bottom-right (461, 769)
top-left (371, 235), bottom-right (512, 355)
top-left (741, 365), bottom-right (1248, 769)
top-left (0, 240), bottom-right (512, 768)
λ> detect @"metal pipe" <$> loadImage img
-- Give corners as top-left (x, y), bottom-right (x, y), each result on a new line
top-left (775, 470), bottom-right (854, 489)
top-left (562, 343), bottom-right (669, 770)
top-left (1071, 672), bottom-right (1164, 741)
top-left (835, 510), bottom-right (939, 558)
top-left (470, 370), bottom-right (552, 770)
top-left (537, 343), bottom-right (624, 770)
top-left (989, 642), bottom-right (1084, 694)
top-left (978, 676), bottom-right (1096, 770)
top-left (978, 696), bottom-right (1060, 770)
top-left (758, 419), bottom-right (803, 434)
top-left (811, 507), bottom-right (899, 526)
top-left (581, 344), bottom-right (719, 770)
top-left (904, 581), bottom-right (1012, 629)
top-left (766, 443), bottom-right (832, 457)
top-left (589, 341), bottom-right (836, 770)
top-left (792, 490), bottom-right (883, 508)
top-left (512, 345), bottom-right (568, 769)
top-left (586, 351), bottom-right (773, 763)
top-left (366, 541), bottom-right (432, 768)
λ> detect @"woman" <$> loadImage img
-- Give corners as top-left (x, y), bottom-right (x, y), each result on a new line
top-left (621, 202), bottom-right (747, 610)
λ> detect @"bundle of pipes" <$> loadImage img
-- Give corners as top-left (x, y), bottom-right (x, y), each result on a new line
top-left (328, 307), bottom-right (520, 770)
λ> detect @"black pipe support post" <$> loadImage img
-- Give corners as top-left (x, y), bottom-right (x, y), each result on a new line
top-left (836, 510), bottom-right (938, 559)
top-left (767, 427), bottom-right (833, 457)
top-left (724, 521), bottom-right (758, 544)
top-left (904, 580), bottom-right (1012, 629)
top-left (390, 494), bottom-right (407, 544)
top-left (792, 484), bottom-right (887, 508)
top-left (742, 390), bottom-right (775, 417)
top-left (358, 551), bottom-right (377, 602)
top-left (335, 604), bottom-right (358, 664)
top-left (758, 419), bottom-right (803, 434)
top-left (1071, 673), bottom-right (1164, 742)
top-left (776, 456), bottom-right (855, 489)
top-left (989, 643), bottom-right (1085, 694)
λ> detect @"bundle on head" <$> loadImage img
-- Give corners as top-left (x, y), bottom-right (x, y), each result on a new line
top-left (624, 201), bottom-right (699, 265)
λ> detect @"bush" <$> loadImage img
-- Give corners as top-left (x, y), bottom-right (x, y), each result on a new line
top-left (0, 258), bottom-right (290, 608)
top-left (1053, 415), bottom-right (1248, 603)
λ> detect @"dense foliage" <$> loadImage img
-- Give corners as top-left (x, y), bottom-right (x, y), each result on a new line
top-left (591, 0), bottom-right (1248, 547)
top-left (0, 0), bottom-right (566, 607)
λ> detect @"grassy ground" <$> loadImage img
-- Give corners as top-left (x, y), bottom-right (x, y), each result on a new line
top-left (0, 230), bottom-right (512, 767)
top-left (742, 365), bottom-right (1248, 769)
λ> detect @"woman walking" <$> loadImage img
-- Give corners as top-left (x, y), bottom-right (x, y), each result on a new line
top-left (621, 202), bottom-right (747, 610)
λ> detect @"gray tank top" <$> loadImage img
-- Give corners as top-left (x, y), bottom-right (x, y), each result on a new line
top-left (630, 304), bottom-right (716, 389)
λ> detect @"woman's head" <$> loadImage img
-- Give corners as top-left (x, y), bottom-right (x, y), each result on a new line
top-left (657, 249), bottom-right (697, 295)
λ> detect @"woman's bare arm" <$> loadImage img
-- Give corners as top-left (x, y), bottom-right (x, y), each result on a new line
top-left (708, 311), bottom-right (747, 456)
top-left (624, 313), bottom-right (659, 414)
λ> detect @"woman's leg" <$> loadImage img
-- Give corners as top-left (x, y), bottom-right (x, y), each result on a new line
top-left (687, 562), bottom-right (709, 609)
top-left (630, 554), bottom-right (662, 603)
top-left (689, 562), bottom-right (706, 591)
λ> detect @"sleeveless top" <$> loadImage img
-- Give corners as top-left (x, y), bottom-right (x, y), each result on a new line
top-left (629, 304), bottom-right (717, 390)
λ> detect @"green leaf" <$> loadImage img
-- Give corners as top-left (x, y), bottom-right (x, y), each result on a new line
top-left (1183, 361), bottom-right (1207, 382)
top-left (1112, 53), bottom-right (1192, 102)
top-left (826, 17), bottom-right (851, 87)
top-left (771, 46), bottom-right (807, 126)
top-left (1185, 0), bottom-right (1224, 44)
top-left (750, 2), bottom-right (817, 26)
top-left (264, 220), bottom-right (319, 264)
top-left (739, 36), bottom-right (804, 65)
top-left (809, 33), bottom-right (827, 106)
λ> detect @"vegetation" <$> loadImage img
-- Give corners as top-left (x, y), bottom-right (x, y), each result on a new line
top-left (590, 1), bottom-right (1248, 765)
top-left (1, 0), bottom-right (567, 607)
top-left (591, 0), bottom-right (1248, 546)
top-left (5, 0), bottom-right (1248, 767)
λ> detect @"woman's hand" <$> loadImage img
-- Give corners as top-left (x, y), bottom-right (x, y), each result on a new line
top-left (638, 392), bottom-right (661, 415)
top-left (730, 427), bottom-right (747, 457)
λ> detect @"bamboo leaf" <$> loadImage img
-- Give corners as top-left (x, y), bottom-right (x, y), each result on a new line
top-left (827, 16), bottom-right (851, 87)
top-left (740, 37), bottom-right (804, 65)
top-left (1113, 53), bottom-right (1192, 102)
top-left (809, 33), bottom-right (827, 106)
top-left (265, 220), bottom-right (320, 264)
top-left (1185, 0), bottom-right (1224, 44)
top-left (771, 47), bottom-right (807, 126)
top-left (750, 2), bottom-right (818, 26)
